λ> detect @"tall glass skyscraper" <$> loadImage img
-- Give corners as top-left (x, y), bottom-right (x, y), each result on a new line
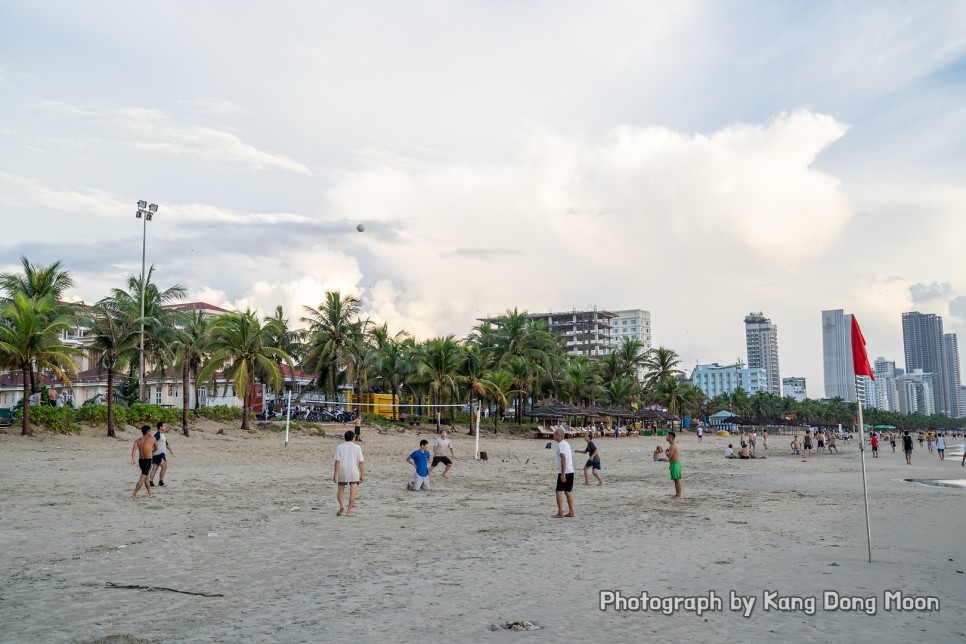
top-left (902, 312), bottom-right (947, 415)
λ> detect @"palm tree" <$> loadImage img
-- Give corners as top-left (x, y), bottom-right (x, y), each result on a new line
top-left (458, 344), bottom-right (499, 435)
top-left (197, 311), bottom-right (293, 431)
top-left (561, 356), bottom-right (603, 406)
top-left (418, 336), bottom-right (464, 426)
top-left (1, 257), bottom-right (77, 393)
top-left (301, 291), bottom-right (363, 396)
top-left (603, 376), bottom-right (637, 406)
top-left (264, 305), bottom-right (303, 391)
top-left (482, 370), bottom-right (515, 426)
top-left (370, 336), bottom-right (415, 421)
top-left (170, 310), bottom-right (213, 437)
top-left (85, 303), bottom-right (140, 437)
top-left (614, 336), bottom-right (648, 380)
top-left (0, 256), bottom-right (75, 302)
top-left (652, 379), bottom-right (704, 423)
top-left (108, 266), bottom-right (186, 400)
top-left (642, 347), bottom-right (683, 389)
top-left (728, 388), bottom-right (752, 417)
top-left (0, 294), bottom-right (82, 435)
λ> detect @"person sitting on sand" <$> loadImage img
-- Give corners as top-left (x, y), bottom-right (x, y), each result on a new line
top-left (724, 444), bottom-right (735, 459)
top-left (653, 445), bottom-right (664, 462)
top-left (791, 436), bottom-right (801, 455)
top-left (739, 442), bottom-right (752, 459)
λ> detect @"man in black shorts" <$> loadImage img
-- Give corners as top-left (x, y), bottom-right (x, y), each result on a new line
top-left (576, 433), bottom-right (602, 486)
top-left (353, 413), bottom-right (362, 442)
top-left (149, 421), bottom-right (173, 487)
top-left (903, 431), bottom-right (914, 465)
top-left (130, 426), bottom-right (157, 500)
top-left (429, 429), bottom-right (456, 478)
top-left (552, 428), bottom-right (575, 518)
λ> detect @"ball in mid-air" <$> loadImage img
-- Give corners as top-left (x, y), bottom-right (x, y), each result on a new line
top-left (357, 224), bottom-right (365, 232)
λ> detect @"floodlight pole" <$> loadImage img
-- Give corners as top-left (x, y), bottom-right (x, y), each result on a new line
top-left (136, 201), bottom-right (157, 403)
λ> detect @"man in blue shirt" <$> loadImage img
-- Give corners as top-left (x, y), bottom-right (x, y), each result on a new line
top-left (407, 439), bottom-right (432, 491)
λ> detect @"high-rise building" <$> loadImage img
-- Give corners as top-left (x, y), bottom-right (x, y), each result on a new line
top-left (822, 309), bottom-right (856, 400)
top-left (484, 309), bottom-right (616, 358)
top-left (690, 361), bottom-right (767, 398)
top-left (902, 312), bottom-right (947, 414)
top-left (782, 377), bottom-right (807, 401)
top-left (873, 357), bottom-right (899, 412)
top-left (610, 309), bottom-right (652, 381)
top-left (896, 370), bottom-right (936, 415)
top-left (943, 333), bottom-right (964, 417)
top-left (744, 312), bottom-right (781, 395)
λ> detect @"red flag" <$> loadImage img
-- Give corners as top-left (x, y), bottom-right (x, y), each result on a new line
top-left (851, 315), bottom-right (875, 380)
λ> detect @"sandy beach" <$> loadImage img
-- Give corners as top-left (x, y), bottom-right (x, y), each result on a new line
top-left (1, 422), bottom-right (963, 643)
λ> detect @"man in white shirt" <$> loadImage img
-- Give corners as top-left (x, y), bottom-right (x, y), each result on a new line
top-left (724, 444), bottom-right (735, 458)
top-left (429, 429), bottom-right (456, 478)
top-left (552, 428), bottom-right (575, 518)
top-left (696, 425), bottom-right (703, 443)
top-left (333, 430), bottom-right (365, 517)
top-left (149, 421), bottom-right (173, 487)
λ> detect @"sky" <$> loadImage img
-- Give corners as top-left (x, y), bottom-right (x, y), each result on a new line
top-left (2, 1), bottom-right (965, 397)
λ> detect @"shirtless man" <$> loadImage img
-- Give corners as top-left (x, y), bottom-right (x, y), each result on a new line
top-left (790, 436), bottom-right (801, 456)
top-left (130, 425), bottom-right (157, 500)
top-left (657, 431), bottom-right (682, 499)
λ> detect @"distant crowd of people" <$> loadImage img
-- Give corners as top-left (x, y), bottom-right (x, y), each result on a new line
top-left (724, 429), bottom-right (769, 459)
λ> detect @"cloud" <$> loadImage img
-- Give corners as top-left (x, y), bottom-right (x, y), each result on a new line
top-left (949, 296), bottom-right (966, 319)
top-left (176, 97), bottom-right (251, 116)
top-left (30, 100), bottom-right (310, 174)
top-left (321, 109), bottom-right (854, 337)
top-left (909, 281), bottom-right (952, 304)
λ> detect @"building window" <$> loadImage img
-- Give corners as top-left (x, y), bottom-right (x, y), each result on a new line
top-left (155, 386), bottom-right (162, 405)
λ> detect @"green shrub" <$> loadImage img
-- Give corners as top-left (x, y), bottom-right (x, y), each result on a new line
top-left (125, 403), bottom-right (182, 426)
top-left (195, 405), bottom-right (250, 421)
top-left (74, 404), bottom-right (128, 427)
top-left (14, 406), bottom-right (81, 434)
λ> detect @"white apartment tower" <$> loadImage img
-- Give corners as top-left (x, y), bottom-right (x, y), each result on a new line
top-left (611, 309), bottom-right (653, 380)
top-left (873, 357), bottom-right (899, 412)
top-left (744, 312), bottom-right (781, 395)
top-left (822, 309), bottom-right (856, 401)
top-left (782, 377), bottom-right (807, 402)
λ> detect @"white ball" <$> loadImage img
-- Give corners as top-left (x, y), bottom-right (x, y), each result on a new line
top-left (357, 224), bottom-right (365, 232)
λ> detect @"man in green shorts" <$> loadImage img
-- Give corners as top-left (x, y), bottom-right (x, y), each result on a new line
top-left (659, 430), bottom-right (682, 499)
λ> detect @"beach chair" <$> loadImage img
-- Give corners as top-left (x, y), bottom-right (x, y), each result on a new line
top-left (534, 426), bottom-right (555, 439)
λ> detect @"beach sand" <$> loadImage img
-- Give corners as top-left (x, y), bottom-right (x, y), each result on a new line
top-left (1, 423), bottom-right (963, 643)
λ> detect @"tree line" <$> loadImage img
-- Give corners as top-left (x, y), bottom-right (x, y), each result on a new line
top-left (1, 257), bottom-right (961, 438)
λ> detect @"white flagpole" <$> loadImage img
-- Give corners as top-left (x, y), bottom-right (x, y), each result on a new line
top-left (856, 397), bottom-right (873, 563)
top-left (284, 389), bottom-right (292, 448)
